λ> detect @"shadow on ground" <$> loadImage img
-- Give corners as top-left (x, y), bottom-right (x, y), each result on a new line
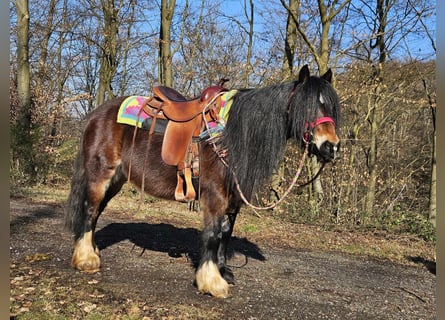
top-left (10, 206), bottom-right (59, 233)
top-left (95, 222), bottom-right (266, 267)
top-left (407, 256), bottom-right (436, 275)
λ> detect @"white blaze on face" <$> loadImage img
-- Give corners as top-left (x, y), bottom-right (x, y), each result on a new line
top-left (313, 129), bottom-right (327, 150)
top-left (309, 93), bottom-right (339, 157)
top-left (313, 93), bottom-right (327, 148)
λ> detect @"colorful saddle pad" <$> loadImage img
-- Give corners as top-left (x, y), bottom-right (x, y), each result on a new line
top-left (219, 90), bottom-right (236, 122)
top-left (117, 96), bottom-right (151, 128)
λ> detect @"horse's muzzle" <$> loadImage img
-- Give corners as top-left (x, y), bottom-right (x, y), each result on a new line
top-left (311, 141), bottom-right (340, 162)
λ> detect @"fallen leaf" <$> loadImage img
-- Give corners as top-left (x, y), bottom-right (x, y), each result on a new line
top-left (83, 303), bottom-right (97, 313)
top-left (25, 253), bottom-right (50, 262)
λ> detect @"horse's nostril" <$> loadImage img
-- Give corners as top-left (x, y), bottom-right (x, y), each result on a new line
top-left (323, 142), bottom-right (340, 160)
top-left (332, 143), bottom-right (341, 160)
top-left (312, 141), bottom-right (341, 162)
top-left (326, 142), bottom-right (335, 153)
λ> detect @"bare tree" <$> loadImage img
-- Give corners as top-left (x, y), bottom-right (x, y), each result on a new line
top-left (51, 0), bottom-right (70, 141)
top-left (362, 0), bottom-right (388, 218)
top-left (13, 0), bottom-right (35, 181)
top-left (243, 0), bottom-right (254, 87)
top-left (32, 0), bottom-right (67, 142)
top-left (173, 1), bottom-right (249, 93)
top-left (118, 0), bottom-right (136, 96)
top-left (408, 1), bottom-right (437, 228)
top-left (282, 0), bottom-right (300, 80)
top-left (280, 0), bottom-right (351, 73)
top-left (429, 98), bottom-right (436, 227)
top-left (335, 0), bottom-right (436, 228)
top-left (34, 0), bottom-right (56, 105)
top-left (95, 0), bottom-right (122, 107)
top-left (159, 0), bottom-right (175, 86)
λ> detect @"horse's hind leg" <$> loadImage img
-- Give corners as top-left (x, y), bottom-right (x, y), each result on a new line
top-left (67, 118), bottom-right (126, 271)
top-left (71, 164), bottom-right (125, 272)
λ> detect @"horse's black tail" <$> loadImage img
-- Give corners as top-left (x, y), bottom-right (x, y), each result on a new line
top-left (64, 140), bottom-right (88, 241)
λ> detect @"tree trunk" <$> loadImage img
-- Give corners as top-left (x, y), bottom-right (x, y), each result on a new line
top-left (95, 0), bottom-right (119, 107)
top-left (429, 128), bottom-right (436, 227)
top-left (14, 0), bottom-right (36, 181)
top-left (282, 0), bottom-right (299, 80)
top-left (364, 82), bottom-right (380, 218)
top-left (119, 0), bottom-right (136, 96)
top-left (51, 0), bottom-right (68, 141)
top-left (159, 0), bottom-right (175, 87)
top-left (16, 0), bottom-right (31, 118)
top-left (364, 0), bottom-right (387, 219)
top-left (35, 0), bottom-right (56, 103)
top-left (244, 0), bottom-right (254, 87)
top-left (427, 85), bottom-right (436, 227)
top-left (317, 1), bottom-right (331, 75)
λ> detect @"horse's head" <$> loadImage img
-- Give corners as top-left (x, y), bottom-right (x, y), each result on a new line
top-left (290, 65), bottom-right (341, 163)
top-left (305, 114), bottom-right (340, 162)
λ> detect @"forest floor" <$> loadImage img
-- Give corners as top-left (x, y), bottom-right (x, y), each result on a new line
top-left (10, 185), bottom-right (436, 319)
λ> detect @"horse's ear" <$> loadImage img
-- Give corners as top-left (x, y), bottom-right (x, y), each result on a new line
top-left (298, 65), bottom-right (310, 83)
top-left (321, 68), bottom-right (332, 83)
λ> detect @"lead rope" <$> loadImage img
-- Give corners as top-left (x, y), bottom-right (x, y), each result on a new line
top-left (216, 142), bottom-right (309, 217)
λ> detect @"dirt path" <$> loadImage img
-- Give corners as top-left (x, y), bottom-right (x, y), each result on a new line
top-left (10, 198), bottom-right (436, 319)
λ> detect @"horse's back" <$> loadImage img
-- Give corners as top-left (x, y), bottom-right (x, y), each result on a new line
top-left (84, 96), bottom-right (128, 123)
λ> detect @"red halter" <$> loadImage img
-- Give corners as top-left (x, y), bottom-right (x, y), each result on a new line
top-left (304, 116), bottom-right (336, 142)
top-left (308, 116), bottom-right (336, 128)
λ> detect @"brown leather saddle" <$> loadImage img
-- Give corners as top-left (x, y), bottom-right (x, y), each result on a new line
top-left (141, 79), bottom-right (229, 202)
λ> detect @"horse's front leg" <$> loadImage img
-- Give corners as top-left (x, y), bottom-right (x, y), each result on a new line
top-left (217, 210), bottom-right (238, 285)
top-left (195, 214), bottom-right (230, 298)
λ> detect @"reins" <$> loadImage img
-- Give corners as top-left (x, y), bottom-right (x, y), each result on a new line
top-left (215, 141), bottom-right (324, 217)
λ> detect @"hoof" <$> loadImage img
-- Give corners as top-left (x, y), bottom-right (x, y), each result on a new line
top-left (196, 261), bottom-right (229, 298)
top-left (72, 231), bottom-right (101, 273)
top-left (221, 267), bottom-right (236, 285)
top-left (72, 251), bottom-right (101, 273)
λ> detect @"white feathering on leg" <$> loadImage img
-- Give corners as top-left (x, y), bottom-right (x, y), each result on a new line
top-left (195, 261), bottom-right (229, 298)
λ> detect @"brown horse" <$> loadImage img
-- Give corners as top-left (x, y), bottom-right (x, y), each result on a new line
top-left (64, 65), bottom-right (341, 298)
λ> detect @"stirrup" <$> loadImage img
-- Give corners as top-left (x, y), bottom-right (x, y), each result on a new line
top-left (174, 168), bottom-right (196, 202)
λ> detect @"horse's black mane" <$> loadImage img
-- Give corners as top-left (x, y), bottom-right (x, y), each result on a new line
top-left (221, 75), bottom-right (340, 201)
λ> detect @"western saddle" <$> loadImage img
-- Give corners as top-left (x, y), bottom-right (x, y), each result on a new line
top-left (141, 79), bottom-right (229, 202)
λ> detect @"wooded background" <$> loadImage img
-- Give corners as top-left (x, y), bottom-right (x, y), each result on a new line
top-left (10, 0), bottom-right (436, 240)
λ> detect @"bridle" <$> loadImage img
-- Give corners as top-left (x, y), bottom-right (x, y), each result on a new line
top-left (303, 116), bottom-right (336, 144)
